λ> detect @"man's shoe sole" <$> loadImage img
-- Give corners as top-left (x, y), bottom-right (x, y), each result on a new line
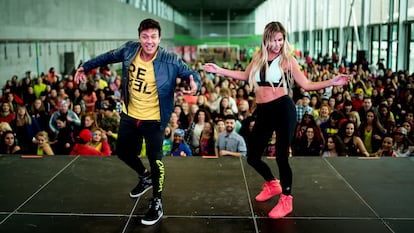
top-left (129, 186), bottom-right (152, 198)
top-left (141, 212), bottom-right (163, 225)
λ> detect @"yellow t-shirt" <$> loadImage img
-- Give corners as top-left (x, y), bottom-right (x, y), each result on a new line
top-left (123, 49), bottom-right (160, 120)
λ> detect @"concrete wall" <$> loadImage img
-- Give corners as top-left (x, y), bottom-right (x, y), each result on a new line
top-left (0, 0), bottom-right (175, 86)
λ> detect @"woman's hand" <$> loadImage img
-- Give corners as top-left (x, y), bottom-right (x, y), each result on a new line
top-left (203, 63), bottom-right (220, 73)
top-left (331, 74), bottom-right (351, 86)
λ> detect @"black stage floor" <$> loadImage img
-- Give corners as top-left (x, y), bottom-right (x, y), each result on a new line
top-left (1, 155), bottom-right (413, 233)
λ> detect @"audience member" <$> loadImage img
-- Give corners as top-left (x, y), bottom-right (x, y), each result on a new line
top-left (171, 128), bottom-right (192, 156)
top-left (30, 99), bottom-right (50, 131)
top-left (185, 109), bottom-right (211, 155)
top-left (295, 125), bottom-right (324, 156)
top-left (321, 135), bottom-right (347, 157)
top-left (90, 127), bottom-right (112, 156)
top-left (295, 92), bottom-right (314, 123)
top-left (199, 121), bottom-right (217, 158)
top-left (358, 109), bottom-right (385, 155)
top-left (0, 122), bottom-right (12, 136)
top-left (162, 126), bottom-right (172, 156)
top-left (70, 129), bottom-right (109, 156)
top-left (338, 121), bottom-right (369, 157)
top-left (10, 105), bottom-right (41, 153)
top-left (215, 114), bottom-right (247, 157)
top-left (374, 136), bottom-right (397, 157)
top-left (49, 101), bottom-right (81, 135)
top-left (0, 130), bottom-right (21, 154)
top-left (401, 120), bottom-right (414, 146)
top-left (34, 131), bottom-right (54, 155)
top-left (393, 127), bottom-right (412, 157)
top-left (53, 115), bottom-right (75, 155)
top-left (0, 102), bottom-right (15, 124)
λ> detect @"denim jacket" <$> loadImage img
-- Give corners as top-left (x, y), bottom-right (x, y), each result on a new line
top-left (82, 41), bottom-right (201, 129)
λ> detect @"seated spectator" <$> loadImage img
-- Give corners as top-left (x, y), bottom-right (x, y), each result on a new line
top-left (320, 110), bottom-right (345, 140)
top-left (171, 129), bottom-right (192, 157)
top-left (30, 99), bottom-right (50, 131)
top-left (321, 135), bottom-right (347, 157)
top-left (0, 102), bottom-right (15, 124)
top-left (185, 109), bottom-right (211, 155)
top-left (168, 112), bottom-right (181, 140)
top-left (263, 131), bottom-right (277, 158)
top-left (0, 122), bottom-right (13, 137)
top-left (10, 105), bottom-right (40, 153)
top-left (89, 127), bottom-right (112, 156)
top-left (222, 108), bottom-right (242, 132)
top-left (210, 87), bottom-right (238, 115)
top-left (49, 100), bottom-right (81, 135)
top-left (295, 92), bottom-right (314, 123)
top-left (393, 127), bottom-right (413, 157)
top-left (315, 104), bottom-right (331, 127)
top-left (0, 130), bottom-right (21, 154)
top-left (374, 136), bottom-right (397, 157)
top-left (347, 111), bottom-right (361, 129)
top-left (70, 129), bottom-right (109, 156)
top-left (401, 120), bottom-right (414, 146)
top-left (6, 92), bottom-right (24, 112)
top-left (237, 99), bottom-right (251, 124)
top-left (81, 112), bottom-right (98, 131)
top-left (351, 88), bottom-right (364, 111)
top-left (73, 104), bottom-right (85, 119)
top-left (292, 112), bottom-right (317, 156)
top-left (97, 106), bottom-right (120, 150)
top-left (196, 94), bottom-right (212, 115)
top-left (53, 115), bottom-right (75, 155)
top-left (378, 103), bottom-right (395, 134)
top-left (34, 131), bottom-right (54, 155)
top-left (162, 126), bottom-right (172, 156)
top-left (295, 125), bottom-right (324, 156)
top-left (199, 121), bottom-right (217, 158)
top-left (23, 86), bottom-right (36, 108)
top-left (83, 83), bottom-right (97, 113)
top-left (71, 88), bottom-right (86, 112)
top-left (215, 114), bottom-right (247, 157)
top-left (358, 109), bottom-right (386, 155)
top-left (338, 121), bottom-right (369, 157)
top-left (173, 104), bottom-right (189, 130)
top-left (33, 77), bottom-right (47, 99)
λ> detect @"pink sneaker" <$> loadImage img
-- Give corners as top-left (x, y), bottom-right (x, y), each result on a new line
top-left (255, 179), bottom-right (282, 202)
top-left (268, 194), bottom-right (293, 219)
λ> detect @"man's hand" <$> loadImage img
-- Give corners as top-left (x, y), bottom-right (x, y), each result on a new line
top-left (182, 75), bottom-right (197, 96)
top-left (74, 67), bottom-right (87, 84)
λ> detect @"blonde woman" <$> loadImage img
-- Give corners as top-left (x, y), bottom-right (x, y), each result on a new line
top-left (11, 105), bottom-right (40, 153)
top-left (0, 122), bottom-right (13, 136)
top-left (90, 127), bottom-right (111, 156)
top-left (34, 131), bottom-right (54, 155)
top-left (204, 21), bottom-right (349, 218)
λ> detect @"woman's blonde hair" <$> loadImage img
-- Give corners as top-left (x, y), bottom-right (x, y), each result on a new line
top-left (0, 122), bottom-right (12, 132)
top-left (16, 105), bottom-right (32, 125)
top-left (248, 21), bottom-right (292, 91)
top-left (36, 131), bottom-right (49, 142)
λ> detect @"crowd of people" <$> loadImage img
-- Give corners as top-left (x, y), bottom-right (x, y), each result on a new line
top-left (1, 54), bottom-right (414, 158)
top-left (1, 18), bottom-right (414, 225)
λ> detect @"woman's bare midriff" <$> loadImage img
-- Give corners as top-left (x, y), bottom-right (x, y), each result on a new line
top-left (255, 86), bottom-right (288, 104)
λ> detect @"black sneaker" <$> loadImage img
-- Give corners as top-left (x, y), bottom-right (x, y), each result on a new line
top-left (141, 197), bottom-right (163, 225)
top-left (129, 173), bottom-right (152, 198)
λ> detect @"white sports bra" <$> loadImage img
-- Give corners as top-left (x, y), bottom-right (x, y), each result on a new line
top-left (254, 55), bottom-right (283, 86)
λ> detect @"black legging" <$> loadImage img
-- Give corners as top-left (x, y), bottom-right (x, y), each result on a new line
top-left (117, 113), bottom-right (164, 198)
top-left (247, 95), bottom-right (296, 195)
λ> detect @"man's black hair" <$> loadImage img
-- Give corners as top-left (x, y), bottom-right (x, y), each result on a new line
top-left (138, 18), bottom-right (161, 37)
